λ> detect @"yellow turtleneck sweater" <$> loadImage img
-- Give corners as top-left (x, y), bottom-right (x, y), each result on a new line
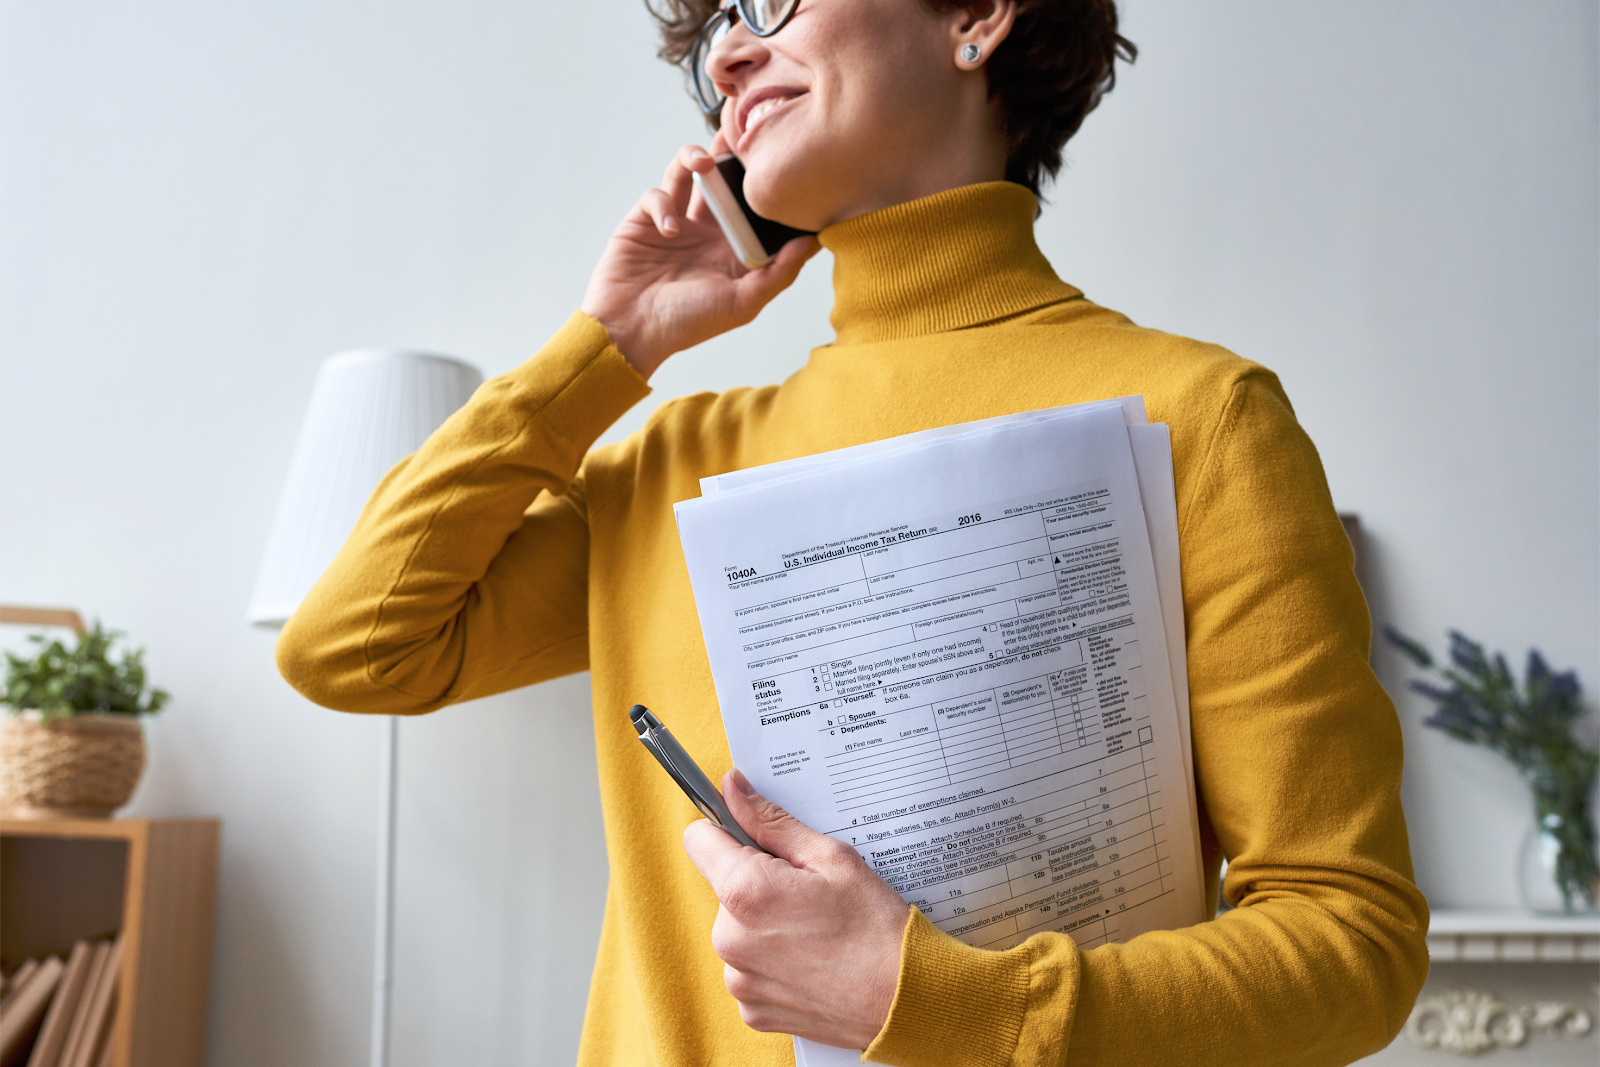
top-left (278, 182), bottom-right (1428, 1066)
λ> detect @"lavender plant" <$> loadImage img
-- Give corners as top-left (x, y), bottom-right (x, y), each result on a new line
top-left (1384, 627), bottom-right (1598, 913)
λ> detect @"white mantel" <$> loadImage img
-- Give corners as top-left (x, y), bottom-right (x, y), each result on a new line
top-left (1363, 908), bottom-right (1600, 1063)
top-left (1426, 908), bottom-right (1600, 963)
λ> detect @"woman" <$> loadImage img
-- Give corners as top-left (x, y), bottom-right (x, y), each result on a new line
top-left (277, 0), bottom-right (1429, 1063)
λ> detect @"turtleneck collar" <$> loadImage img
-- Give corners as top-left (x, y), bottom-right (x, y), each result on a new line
top-left (816, 181), bottom-right (1079, 346)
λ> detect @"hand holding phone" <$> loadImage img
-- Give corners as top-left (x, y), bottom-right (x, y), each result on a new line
top-left (579, 142), bottom-right (819, 379)
top-left (692, 155), bottom-right (815, 270)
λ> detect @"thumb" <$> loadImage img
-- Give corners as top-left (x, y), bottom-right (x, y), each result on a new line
top-left (723, 768), bottom-right (836, 867)
top-left (732, 235), bottom-right (819, 311)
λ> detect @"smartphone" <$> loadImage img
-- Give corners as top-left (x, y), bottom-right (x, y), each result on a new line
top-left (691, 155), bottom-right (815, 270)
top-left (630, 704), bottom-right (768, 852)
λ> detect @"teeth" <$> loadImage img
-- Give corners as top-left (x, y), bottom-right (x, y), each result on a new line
top-left (748, 97), bottom-right (788, 125)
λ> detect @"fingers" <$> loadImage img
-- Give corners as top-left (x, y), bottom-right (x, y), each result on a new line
top-left (685, 817), bottom-right (800, 928)
top-left (635, 144), bottom-right (716, 237)
top-left (682, 816), bottom-right (759, 890)
top-left (732, 234), bottom-right (822, 312)
top-left (723, 767), bottom-right (848, 869)
top-left (657, 144), bottom-right (717, 235)
top-left (690, 135), bottom-right (732, 223)
top-left (662, 142), bottom-right (716, 195)
top-left (636, 188), bottom-right (682, 237)
top-left (721, 963), bottom-right (801, 1033)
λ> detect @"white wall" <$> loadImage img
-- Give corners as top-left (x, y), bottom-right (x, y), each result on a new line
top-left (1047, 0), bottom-right (1600, 911)
top-left (0, 1), bottom-right (1593, 1064)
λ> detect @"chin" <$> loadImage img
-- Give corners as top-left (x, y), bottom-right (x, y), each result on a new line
top-left (740, 144), bottom-right (829, 233)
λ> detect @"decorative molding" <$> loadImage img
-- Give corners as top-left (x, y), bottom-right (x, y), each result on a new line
top-left (1405, 990), bottom-right (1525, 1055)
top-left (1521, 1000), bottom-right (1594, 1037)
top-left (1405, 988), bottom-right (1593, 1056)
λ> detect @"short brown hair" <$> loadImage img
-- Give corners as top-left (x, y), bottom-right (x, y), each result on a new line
top-left (646, 0), bottom-right (1136, 196)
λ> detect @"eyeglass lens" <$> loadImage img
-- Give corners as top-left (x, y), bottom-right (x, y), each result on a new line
top-left (691, 0), bottom-right (799, 112)
top-left (744, 0), bottom-right (796, 32)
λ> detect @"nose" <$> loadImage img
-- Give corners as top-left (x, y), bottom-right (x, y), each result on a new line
top-left (704, 17), bottom-right (769, 99)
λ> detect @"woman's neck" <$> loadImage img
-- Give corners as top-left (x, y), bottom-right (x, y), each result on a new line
top-left (817, 181), bottom-right (1078, 345)
top-left (816, 99), bottom-right (1011, 230)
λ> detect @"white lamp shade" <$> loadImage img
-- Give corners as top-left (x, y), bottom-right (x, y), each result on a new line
top-left (249, 350), bottom-right (483, 627)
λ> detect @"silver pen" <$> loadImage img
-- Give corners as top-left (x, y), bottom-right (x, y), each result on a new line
top-left (630, 704), bottom-right (767, 852)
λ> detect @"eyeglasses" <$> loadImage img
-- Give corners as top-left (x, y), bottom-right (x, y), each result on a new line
top-left (690, 0), bottom-right (802, 115)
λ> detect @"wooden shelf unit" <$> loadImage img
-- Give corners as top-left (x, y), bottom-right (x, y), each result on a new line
top-left (0, 818), bottom-right (220, 1067)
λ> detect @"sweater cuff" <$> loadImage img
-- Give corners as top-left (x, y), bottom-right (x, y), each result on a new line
top-left (504, 310), bottom-right (651, 460)
top-left (864, 909), bottom-right (1035, 1067)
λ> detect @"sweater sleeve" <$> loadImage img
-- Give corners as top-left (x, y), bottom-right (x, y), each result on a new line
top-left (865, 372), bottom-right (1429, 1067)
top-left (275, 311), bottom-right (651, 714)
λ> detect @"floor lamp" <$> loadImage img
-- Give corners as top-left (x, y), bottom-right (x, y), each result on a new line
top-left (248, 350), bottom-right (483, 1067)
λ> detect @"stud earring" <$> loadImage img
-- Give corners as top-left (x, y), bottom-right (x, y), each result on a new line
top-left (959, 43), bottom-right (982, 64)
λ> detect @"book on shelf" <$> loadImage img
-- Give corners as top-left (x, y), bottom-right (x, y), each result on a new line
top-left (0, 936), bottom-right (121, 1067)
top-left (63, 939), bottom-right (119, 1067)
top-left (52, 943), bottom-right (106, 1067)
top-left (25, 941), bottom-right (93, 1067)
top-left (0, 955), bottom-right (63, 1066)
top-left (0, 961), bottom-right (41, 1017)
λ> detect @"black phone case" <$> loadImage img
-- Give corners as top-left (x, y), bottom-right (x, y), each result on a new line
top-left (715, 156), bottom-right (816, 255)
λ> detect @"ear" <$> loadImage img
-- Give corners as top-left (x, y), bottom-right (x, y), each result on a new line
top-left (950, 0), bottom-right (1017, 70)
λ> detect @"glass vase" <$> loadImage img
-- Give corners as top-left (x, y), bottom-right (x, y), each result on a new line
top-left (1515, 769), bottom-right (1600, 916)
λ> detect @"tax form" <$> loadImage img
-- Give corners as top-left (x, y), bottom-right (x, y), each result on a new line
top-left (675, 402), bottom-right (1205, 1065)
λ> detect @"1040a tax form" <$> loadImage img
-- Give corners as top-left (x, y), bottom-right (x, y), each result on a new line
top-left (675, 400), bottom-right (1205, 1063)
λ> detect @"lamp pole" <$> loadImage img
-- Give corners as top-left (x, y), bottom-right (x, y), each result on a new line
top-left (371, 715), bottom-right (399, 1067)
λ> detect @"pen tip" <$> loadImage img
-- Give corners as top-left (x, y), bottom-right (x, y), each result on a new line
top-left (629, 704), bottom-right (650, 734)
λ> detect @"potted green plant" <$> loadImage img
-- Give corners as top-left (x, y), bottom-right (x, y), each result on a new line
top-left (0, 621), bottom-right (168, 818)
top-left (1385, 627), bottom-right (1598, 915)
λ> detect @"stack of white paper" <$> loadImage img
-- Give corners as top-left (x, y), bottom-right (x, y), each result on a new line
top-left (675, 399), bottom-right (1205, 1065)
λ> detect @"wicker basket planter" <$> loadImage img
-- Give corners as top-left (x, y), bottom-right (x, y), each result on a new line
top-left (0, 712), bottom-right (146, 818)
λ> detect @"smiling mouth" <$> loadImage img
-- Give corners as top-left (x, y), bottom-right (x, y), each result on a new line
top-left (741, 92), bottom-right (806, 146)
